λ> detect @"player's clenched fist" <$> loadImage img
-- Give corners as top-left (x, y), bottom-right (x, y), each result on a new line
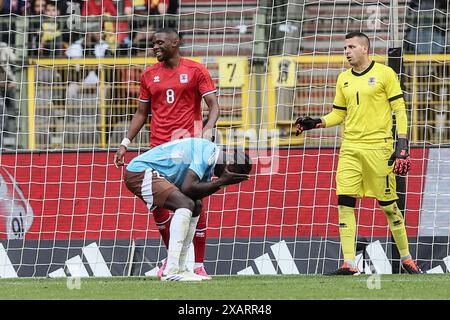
top-left (389, 138), bottom-right (411, 176)
top-left (295, 116), bottom-right (322, 136)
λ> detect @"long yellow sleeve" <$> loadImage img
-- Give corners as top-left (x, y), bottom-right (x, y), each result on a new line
top-left (391, 99), bottom-right (408, 136)
top-left (322, 106), bottom-right (347, 128)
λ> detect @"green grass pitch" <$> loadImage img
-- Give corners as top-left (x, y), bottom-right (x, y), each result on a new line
top-left (1, 274), bottom-right (450, 300)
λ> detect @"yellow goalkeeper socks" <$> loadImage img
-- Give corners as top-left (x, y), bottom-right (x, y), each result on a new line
top-left (338, 205), bottom-right (357, 262)
top-left (380, 202), bottom-right (410, 258)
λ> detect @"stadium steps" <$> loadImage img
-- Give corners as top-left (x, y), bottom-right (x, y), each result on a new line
top-left (301, 0), bottom-right (409, 54)
top-left (178, 1), bottom-right (256, 57)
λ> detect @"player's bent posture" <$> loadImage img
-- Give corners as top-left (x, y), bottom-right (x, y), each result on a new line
top-left (114, 28), bottom-right (219, 279)
top-left (123, 138), bottom-right (251, 281)
top-left (295, 32), bottom-right (421, 275)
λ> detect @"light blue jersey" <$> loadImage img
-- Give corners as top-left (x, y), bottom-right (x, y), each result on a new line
top-left (126, 138), bottom-right (220, 188)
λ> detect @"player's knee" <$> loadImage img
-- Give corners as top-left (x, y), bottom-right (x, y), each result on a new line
top-left (165, 190), bottom-right (196, 212)
top-left (177, 196), bottom-right (195, 212)
top-left (192, 200), bottom-right (202, 217)
top-left (338, 195), bottom-right (356, 208)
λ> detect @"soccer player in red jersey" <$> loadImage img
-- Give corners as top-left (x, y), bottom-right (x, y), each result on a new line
top-left (114, 28), bottom-right (219, 279)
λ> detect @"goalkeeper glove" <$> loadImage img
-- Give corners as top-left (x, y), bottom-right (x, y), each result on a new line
top-left (295, 116), bottom-right (322, 136)
top-left (389, 137), bottom-right (411, 176)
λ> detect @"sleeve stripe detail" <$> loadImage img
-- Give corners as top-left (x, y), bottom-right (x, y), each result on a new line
top-left (333, 105), bottom-right (347, 110)
top-left (202, 89), bottom-right (217, 97)
top-left (388, 94), bottom-right (404, 102)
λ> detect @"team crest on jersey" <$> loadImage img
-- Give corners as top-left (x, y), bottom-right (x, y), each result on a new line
top-left (153, 75), bottom-right (160, 83)
top-left (368, 77), bottom-right (376, 86)
top-left (180, 74), bottom-right (188, 83)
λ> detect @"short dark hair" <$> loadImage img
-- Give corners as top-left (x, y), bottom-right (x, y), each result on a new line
top-left (155, 27), bottom-right (180, 38)
top-left (345, 32), bottom-right (370, 50)
top-left (45, 0), bottom-right (57, 7)
top-left (227, 150), bottom-right (252, 175)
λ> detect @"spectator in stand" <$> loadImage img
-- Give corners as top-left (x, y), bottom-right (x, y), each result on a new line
top-left (65, 21), bottom-right (112, 102)
top-left (66, 23), bottom-right (112, 59)
top-left (82, 0), bottom-right (116, 15)
top-left (27, 0), bottom-right (45, 15)
top-left (54, 0), bottom-right (83, 45)
top-left (167, 0), bottom-right (179, 15)
top-left (0, 0), bottom-right (26, 15)
top-left (82, 0), bottom-right (130, 52)
top-left (28, 0), bottom-right (62, 94)
top-left (0, 0), bottom-right (27, 44)
top-left (0, 41), bottom-right (18, 149)
top-left (39, 0), bottom-right (65, 58)
top-left (119, 0), bottom-right (180, 56)
top-left (56, 0), bottom-right (82, 17)
top-left (63, 21), bottom-right (112, 139)
top-left (124, 0), bottom-right (179, 31)
top-left (27, 0), bottom-right (46, 56)
top-left (123, 0), bottom-right (169, 16)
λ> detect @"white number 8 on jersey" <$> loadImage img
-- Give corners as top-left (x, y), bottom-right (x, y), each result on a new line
top-left (166, 89), bottom-right (175, 103)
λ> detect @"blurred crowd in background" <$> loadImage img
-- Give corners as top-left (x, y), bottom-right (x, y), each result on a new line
top-left (0, 0), bottom-right (180, 59)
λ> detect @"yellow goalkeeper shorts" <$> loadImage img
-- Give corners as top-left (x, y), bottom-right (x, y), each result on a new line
top-left (336, 144), bottom-right (398, 201)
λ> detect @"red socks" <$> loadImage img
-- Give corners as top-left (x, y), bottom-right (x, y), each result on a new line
top-left (152, 207), bottom-right (172, 248)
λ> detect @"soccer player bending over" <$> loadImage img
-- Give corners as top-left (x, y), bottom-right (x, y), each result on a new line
top-left (295, 32), bottom-right (421, 275)
top-left (123, 138), bottom-right (251, 281)
top-left (114, 28), bottom-right (219, 279)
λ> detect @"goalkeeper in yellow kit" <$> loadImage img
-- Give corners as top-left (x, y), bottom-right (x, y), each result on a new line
top-left (295, 32), bottom-right (422, 275)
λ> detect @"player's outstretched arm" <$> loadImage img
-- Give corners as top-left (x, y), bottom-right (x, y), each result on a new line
top-left (181, 169), bottom-right (249, 200)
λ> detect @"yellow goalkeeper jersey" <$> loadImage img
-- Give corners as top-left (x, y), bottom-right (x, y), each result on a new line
top-left (324, 61), bottom-right (406, 146)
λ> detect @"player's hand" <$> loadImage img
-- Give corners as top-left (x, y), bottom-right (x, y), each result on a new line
top-left (218, 167), bottom-right (249, 186)
top-left (389, 137), bottom-right (411, 176)
top-left (294, 116), bottom-right (322, 135)
top-left (114, 145), bottom-right (127, 168)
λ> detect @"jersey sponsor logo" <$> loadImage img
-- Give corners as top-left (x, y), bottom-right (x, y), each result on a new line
top-left (384, 188), bottom-right (391, 196)
top-left (368, 77), bottom-right (376, 86)
top-left (180, 74), bottom-right (188, 83)
top-left (153, 75), bottom-right (160, 83)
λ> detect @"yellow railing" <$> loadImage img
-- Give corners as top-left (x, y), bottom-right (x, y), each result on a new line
top-left (27, 57), bottom-right (251, 149)
top-left (27, 55), bottom-right (450, 149)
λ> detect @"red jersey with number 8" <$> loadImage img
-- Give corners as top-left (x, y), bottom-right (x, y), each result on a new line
top-left (139, 58), bottom-right (217, 147)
